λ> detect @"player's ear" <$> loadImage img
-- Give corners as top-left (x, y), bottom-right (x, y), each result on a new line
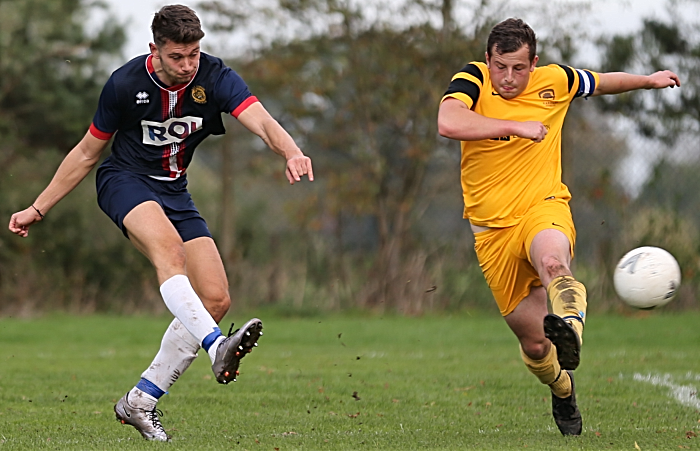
top-left (485, 52), bottom-right (490, 69)
top-left (149, 43), bottom-right (159, 58)
top-left (530, 55), bottom-right (539, 71)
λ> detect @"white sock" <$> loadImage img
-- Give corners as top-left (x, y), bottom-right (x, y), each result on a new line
top-left (140, 319), bottom-right (200, 395)
top-left (127, 387), bottom-right (158, 410)
top-left (207, 336), bottom-right (225, 363)
top-left (159, 275), bottom-right (222, 349)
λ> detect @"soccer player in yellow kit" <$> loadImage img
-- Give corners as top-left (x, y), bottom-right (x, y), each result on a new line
top-left (437, 18), bottom-right (680, 435)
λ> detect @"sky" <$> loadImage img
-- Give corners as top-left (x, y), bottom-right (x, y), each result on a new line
top-left (102, 0), bottom-right (671, 65)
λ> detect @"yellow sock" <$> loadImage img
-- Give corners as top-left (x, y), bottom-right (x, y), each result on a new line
top-left (547, 275), bottom-right (587, 345)
top-left (549, 369), bottom-right (572, 399)
top-left (520, 345), bottom-right (572, 398)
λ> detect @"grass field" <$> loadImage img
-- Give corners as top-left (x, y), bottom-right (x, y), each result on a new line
top-left (1, 311), bottom-right (699, 450)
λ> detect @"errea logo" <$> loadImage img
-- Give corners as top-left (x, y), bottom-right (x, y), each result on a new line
top-left (135, 92), bottom-right (150, 104)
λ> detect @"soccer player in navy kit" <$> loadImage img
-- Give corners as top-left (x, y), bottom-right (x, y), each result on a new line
top-left (8, 5), bottom-right (313, 441)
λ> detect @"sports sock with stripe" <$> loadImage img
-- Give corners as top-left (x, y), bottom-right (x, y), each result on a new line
top-left (136, 318), bottom-right (200, 401)
top-left (547, 275), bottom-right (587, 345)
top-left (160, 274), bottom-right (224, 363)
top-left (520, 344), bottom-right (572, 398)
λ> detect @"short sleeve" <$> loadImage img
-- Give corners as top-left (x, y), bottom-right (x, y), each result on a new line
top-left (556, 64), bottom-right (600, 101)
top-left (213, 67), bottom-right (258, 118)
top-left (90, 76), bottom-right (120, 139)
top-left (441, 63), bottom-right (485, 110)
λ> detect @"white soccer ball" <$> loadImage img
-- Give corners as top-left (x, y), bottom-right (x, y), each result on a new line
top-left (613, 246), bottom-right (681, 309)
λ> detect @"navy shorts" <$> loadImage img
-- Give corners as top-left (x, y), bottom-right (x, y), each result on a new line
top-left (96, 161), bottom-right (212, 242)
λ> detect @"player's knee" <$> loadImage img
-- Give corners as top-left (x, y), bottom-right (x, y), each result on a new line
top-left (203, 289), bottom-right (231, 321)
top-left (216, 291), bottom-right (231, 314)
top-left (539, 255), bottom-right (570, 279)
top-left (521, 340), bottom-right (549, 361)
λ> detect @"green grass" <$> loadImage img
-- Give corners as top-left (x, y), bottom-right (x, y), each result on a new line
top-left (1, 312), bottom-right (699, 450)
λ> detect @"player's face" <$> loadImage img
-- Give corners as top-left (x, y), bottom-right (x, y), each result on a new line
top-left (150, 40), bottom-right (201, 86)
top-left (485, 45), bottom-right (538, 100)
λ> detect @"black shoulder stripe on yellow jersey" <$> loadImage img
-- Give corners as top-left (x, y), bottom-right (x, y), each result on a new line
top-left (556, 64), bottom-right (575, 93)
top-left (444, 78), bottom-right (480, 107)
top-left (459, 63), bottom-right (484, 84)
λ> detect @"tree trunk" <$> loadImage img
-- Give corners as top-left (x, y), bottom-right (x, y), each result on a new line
top-left (220, 133), bottom-right (236, 276)
top-left (441, 0), bottom-right (453, 38)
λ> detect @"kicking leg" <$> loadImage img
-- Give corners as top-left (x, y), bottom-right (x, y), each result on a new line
top-left (505, 286), bottom-right (581, 436)
top-left (530, 229), bottom-right (587, 369)
top-left (184, 236), bottom-right (263, 383)
top-left (115, 203), bottom-right (255, 440)
top-left (123, 202), bottom-right (227, 356)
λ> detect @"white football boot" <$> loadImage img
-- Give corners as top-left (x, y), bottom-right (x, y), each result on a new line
top-left (114, 392), bottom-right (170, 442)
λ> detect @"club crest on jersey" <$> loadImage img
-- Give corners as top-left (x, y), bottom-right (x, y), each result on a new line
top-left (538, 89), bottom-right (555, 107)
top-left (135, 92), bottom-right (150, 104)
top-left (141, 116), bottom-right (203, 146)
top-left (191, 85), bottom-right (207, 104)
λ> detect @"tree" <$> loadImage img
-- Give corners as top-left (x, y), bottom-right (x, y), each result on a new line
top-left (0, 0), bottom-right (125, 161)
top-left (197, 0), bottom-right (496, 310)
top-left (0, 0), bottom-right (137, 314)
top-left (595, 1), bottom-right (699, 140)
top-left (589, 1), bottom-right (700, 307)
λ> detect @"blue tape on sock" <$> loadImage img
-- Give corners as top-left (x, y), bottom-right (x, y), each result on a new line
top-left (563, 315), bottom-right (584, 324)
top-left (201, 327), bottom-right (223, 352)
top-left (136, 378), bottom-right (166, 399)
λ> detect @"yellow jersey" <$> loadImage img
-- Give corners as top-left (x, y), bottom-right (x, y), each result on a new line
top-left (441, 62), bottom-right (600, 227)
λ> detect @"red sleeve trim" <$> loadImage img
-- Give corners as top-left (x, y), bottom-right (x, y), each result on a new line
top-left (231, 96), bottom-right (259, 118)
top-left (89, 123), bottom-right (114, 141)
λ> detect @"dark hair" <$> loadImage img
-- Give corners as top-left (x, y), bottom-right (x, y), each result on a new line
top-left (487, 18), bottom-right (537, 62)
top-left (151, 5), bottom-right (205, 47)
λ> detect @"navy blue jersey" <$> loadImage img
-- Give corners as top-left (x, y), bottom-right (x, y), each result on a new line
top-left (91, 53), bottom-right (257, 179)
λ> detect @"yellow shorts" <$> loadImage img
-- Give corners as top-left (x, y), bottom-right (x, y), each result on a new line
top-left (472, 197), bottom-right (576, 316)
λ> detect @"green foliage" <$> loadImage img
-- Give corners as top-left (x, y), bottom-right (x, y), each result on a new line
top-left (2, 313), bottom-right (700, 449)
top-left (580, 2), bottom-right (700, 307)
top-left (0, 1), bottom-right (158, 315)
top-left (0, 0), bottom-right (125, 153)
top-left (595, 3), bottom-right (699, 139)
top-left (2, 0), bottom-right (697, 316)
top-left (0, 152), bottom-right (162, 314)
top-left (598, 35), bottom-right (635, 72)
top-left (201, 0), bottom-right (493, 308)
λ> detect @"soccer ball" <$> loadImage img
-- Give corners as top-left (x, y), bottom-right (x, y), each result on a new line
top-left (613, 246), bottom-right (681, 309)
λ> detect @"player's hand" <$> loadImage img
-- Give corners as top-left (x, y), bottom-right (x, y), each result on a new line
top-left (8, 207), bottom-right (43, 238)
top-left (286, 152), bottom-right (314, 185)
top-left (516, 121), bottom-right (548, 143)
top-left (647, 70), bottom-right (681, 89)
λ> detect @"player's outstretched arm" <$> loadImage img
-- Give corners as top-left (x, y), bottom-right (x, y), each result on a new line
top-left (593, 70), bottom-right (681, 96)
top-left (438, 98), bottom-right (548, 143)
top-left (8, 132), bottom-right (109, 237)
top-left (237, 102), bottom-right (314, 185)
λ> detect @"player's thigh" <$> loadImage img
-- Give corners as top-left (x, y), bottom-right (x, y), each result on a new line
top-left (521, 198), bottom-right (576, 282)
top-left (504, 285), bottom-right (549, 358)
top-left (529, 229), bottom-right (572, 275)
top-left (183, 236), bottom-right (230, 319)
top-left (123, 200), bottom-right (185, 268)
top-left (474, 227), bottom-right (541, 316)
